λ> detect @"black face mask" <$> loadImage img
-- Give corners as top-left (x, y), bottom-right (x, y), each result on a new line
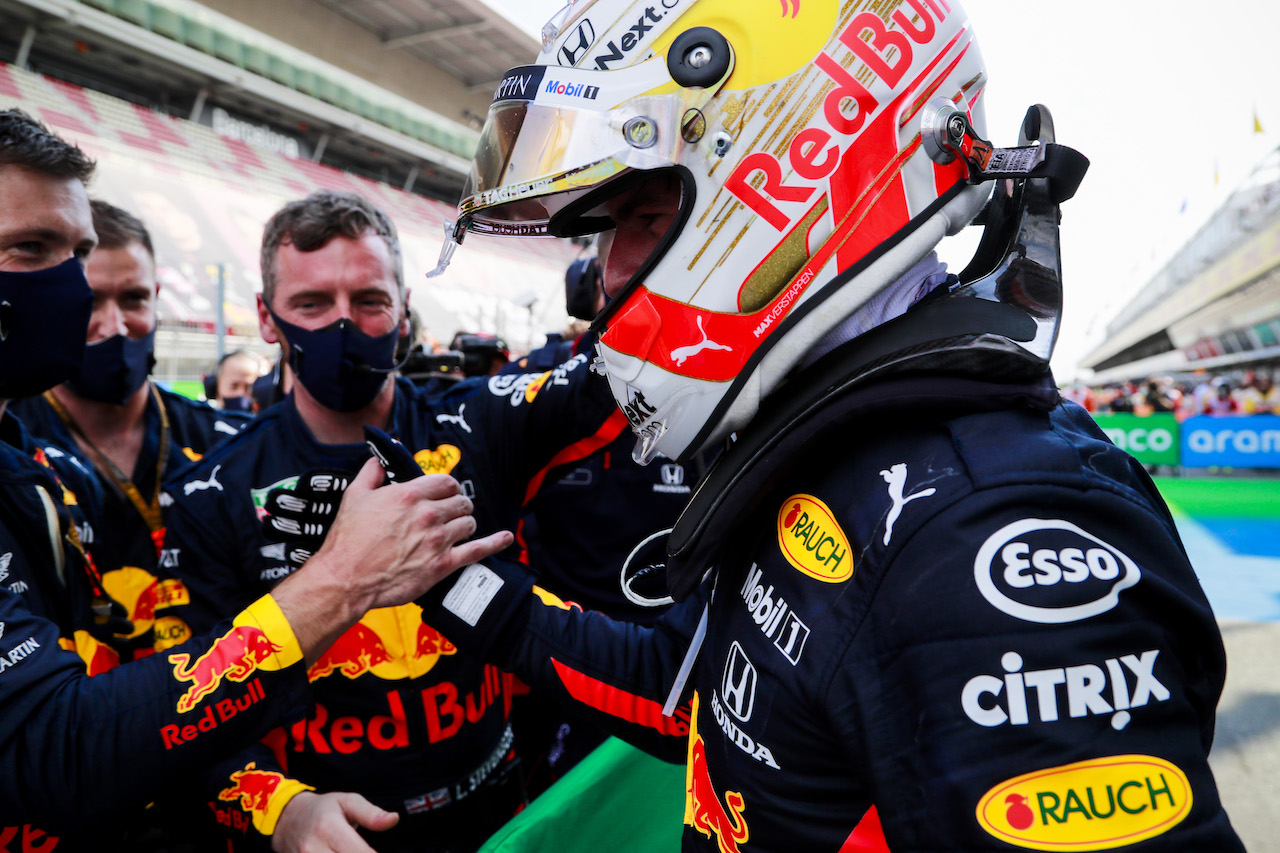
top-left (221, 395), bottom-right (253, 413)
top-left (270, 311), bottom-right (401, 413)
top-left (0, 258), bottom-right (94, 400)
top-left (66, 328), bottom-right (156, 405)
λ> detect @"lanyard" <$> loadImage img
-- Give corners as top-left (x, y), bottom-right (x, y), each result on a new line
top-left (44, 383), bottom-right (170, 536)
top-left (28, 447), bottom-right (112, 626)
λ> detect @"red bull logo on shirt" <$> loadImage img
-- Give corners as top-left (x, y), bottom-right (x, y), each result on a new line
top-left (218, 762), bottom-right (284, 814)
top-left (306, 608), bottom-right (457, 682)
top-left (217, 761), bottom-right (312, 833)
top-left (170, 625), bottom-right (282, 713)
top-left (687, 732), bottom-right (750, 853)
top-left (308, 623), bottom-right (393, 681)
top-left (684, 694), bottom-right (751, 853)
top-left (975, 755), bottom-right (1192, 850)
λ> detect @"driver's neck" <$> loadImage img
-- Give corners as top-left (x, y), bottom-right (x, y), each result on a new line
top-left (293, 379), bottom-right (396, 445)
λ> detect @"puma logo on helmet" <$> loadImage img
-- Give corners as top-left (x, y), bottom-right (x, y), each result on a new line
top-left (670, 317), bottom-right (733, 367)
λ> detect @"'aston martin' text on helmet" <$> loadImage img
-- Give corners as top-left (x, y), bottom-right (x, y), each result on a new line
top-left (448, 0), bottom-right (994, 462)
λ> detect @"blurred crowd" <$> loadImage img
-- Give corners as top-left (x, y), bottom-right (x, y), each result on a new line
top-left (1061, 370), bottom-right (1279, 418)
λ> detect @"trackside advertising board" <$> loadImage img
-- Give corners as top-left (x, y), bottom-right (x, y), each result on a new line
top-left (1180, 415), bottom-right (1280, 469)
top-left (1094, 414), bottom-right (1180, 466)
top-left (1093, 414), bottom-right (1280, 468)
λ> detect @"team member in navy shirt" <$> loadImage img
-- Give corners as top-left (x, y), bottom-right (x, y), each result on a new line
top-left (161, 191), bottom-right (623, 852)
top-left (0, 108), bottom-right (507, 849)
top-left (12, 200), bottom-right (251, 658)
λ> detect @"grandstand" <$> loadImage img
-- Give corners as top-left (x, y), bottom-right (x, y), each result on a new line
top-left (1081, 143), bottom-right (1280, 384)
top-left (0, 0), bottom-right (581, 383)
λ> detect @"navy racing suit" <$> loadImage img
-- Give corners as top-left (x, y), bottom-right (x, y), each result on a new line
top-left (0, 412), bottom-right (312, 849)
top-left (418, 372), bottom-right (1243, 852)
top-left (160, 361), bottom-right (623, 851)
top-left (11, 385), bottom-right (250, 657)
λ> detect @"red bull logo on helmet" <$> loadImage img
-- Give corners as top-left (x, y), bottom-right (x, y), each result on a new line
top-left (975, 755), bottom-right (1192, 850)
top-left (725, 0), bottom-right (963, 233)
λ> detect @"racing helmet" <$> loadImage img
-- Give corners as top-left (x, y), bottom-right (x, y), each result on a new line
top-left (441, 0), bottom-right (998, 462)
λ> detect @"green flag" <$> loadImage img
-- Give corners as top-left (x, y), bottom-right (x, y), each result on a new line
top-left (481, 738), bottom-right (686, 852)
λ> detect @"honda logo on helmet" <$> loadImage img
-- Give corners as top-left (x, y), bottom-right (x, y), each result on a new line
top-left (661, 464), bottom-right (684, 487)
top-left (558, 19), bottom-right (596, 66)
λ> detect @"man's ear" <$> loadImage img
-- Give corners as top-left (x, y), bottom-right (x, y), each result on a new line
top-left (400, 287), bottom-right (412, 338)
top-left (258, 294), bottom-right (281, 345)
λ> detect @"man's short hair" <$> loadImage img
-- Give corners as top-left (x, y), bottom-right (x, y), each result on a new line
top-left (260, 190), bottom-right (404, 308)
top-left (90, 198), bottom-right (154, 258)
top-left (0, 108), bottom-right (95, 182)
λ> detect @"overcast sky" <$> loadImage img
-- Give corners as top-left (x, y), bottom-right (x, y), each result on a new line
top-left (481, 0), bottom-right (1280, 379)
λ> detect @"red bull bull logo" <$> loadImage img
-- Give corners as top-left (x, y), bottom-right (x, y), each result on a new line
top-left (218, 762), bottom-right (285, 818)
top-left (305, 610), bottom-right (458, 683)
top-left (171, 626), bottom-right (282, 713)
top-left (416, 623), bottom-right (457, 656)
top-left (687, 732), bottom-right (750, 853)
top-left (308, 623), bottom-right (393, 681)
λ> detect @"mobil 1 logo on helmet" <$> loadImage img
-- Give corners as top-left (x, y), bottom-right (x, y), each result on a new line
top-left (974, 520), bottom-right (1141, 624)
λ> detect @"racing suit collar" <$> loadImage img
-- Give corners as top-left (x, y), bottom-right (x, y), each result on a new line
top-left (665, 369), bottom-right (1060, 603)
top-left (284, 376), bottom-right (413, 455)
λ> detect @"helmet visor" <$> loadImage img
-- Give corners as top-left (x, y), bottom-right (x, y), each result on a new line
top-left (458, 60), bottom-right (689, 237)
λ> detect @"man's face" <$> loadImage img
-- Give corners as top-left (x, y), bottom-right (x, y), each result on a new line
top-left (0, 165), bottom-right (95, 272)
top-left (258, 231), bottom-right (406, 345)
top-left (84, 241), bottom-right (157, 343)
top-left (217, 356), bottom-right (259, 401)
top-left (598, 172), bottom-right (682, 299)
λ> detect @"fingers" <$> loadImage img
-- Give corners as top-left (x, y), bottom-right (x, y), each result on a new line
top-left (348, 456), bottom-right (388, 494)
top-left (449, 530), bottom-right (515, 568)
top-left (408, 472), bottom-right (464, 501)
top-left (337, 793), bottom-right (400, 833)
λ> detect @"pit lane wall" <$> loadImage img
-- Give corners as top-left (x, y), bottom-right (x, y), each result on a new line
top-left (1096, 413), bottom-right (1280, 469)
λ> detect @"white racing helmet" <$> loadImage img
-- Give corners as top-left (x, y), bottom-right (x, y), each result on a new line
top-left (439, 0), bottom-right (1000, 462)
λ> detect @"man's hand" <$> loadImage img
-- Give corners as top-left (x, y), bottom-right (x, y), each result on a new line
top-left (273, 457), bottom-right (513, 665)
top-left (271, 790), bottom-right (397, 853)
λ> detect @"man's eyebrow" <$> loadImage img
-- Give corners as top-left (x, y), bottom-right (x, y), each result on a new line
top-left (0, 226), bottom-right (65, 242)
top-left (283, 287), bottom-right (331, 302)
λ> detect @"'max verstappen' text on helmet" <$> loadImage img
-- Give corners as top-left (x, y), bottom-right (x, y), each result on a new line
top-left (436, 0), bottom-right (1047, 463)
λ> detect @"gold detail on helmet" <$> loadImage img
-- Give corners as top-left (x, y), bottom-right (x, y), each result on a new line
top-left (738, 197), bottom-right (829, 312)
